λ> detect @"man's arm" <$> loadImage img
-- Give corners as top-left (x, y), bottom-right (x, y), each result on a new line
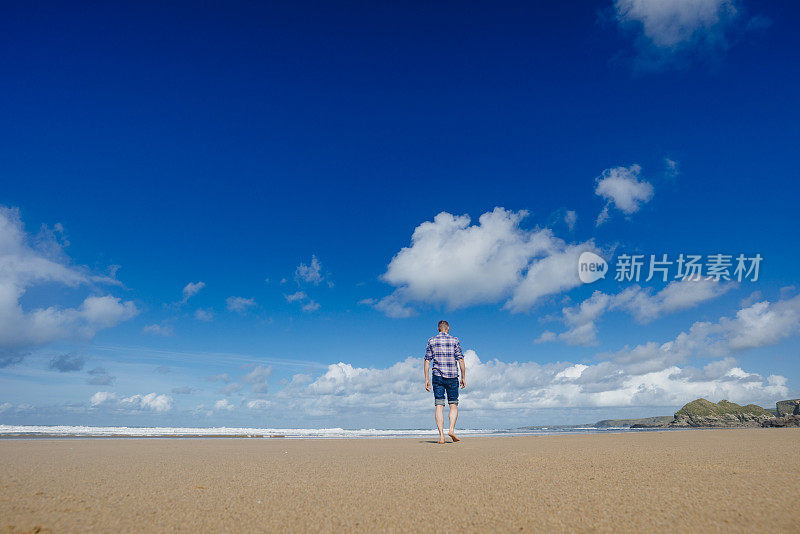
top-left (424, 358), bottom-right (431, 391)
top-left (424, 340), bottom-right (432, 391)
top-left (455, 340), bottom-right (465, 388)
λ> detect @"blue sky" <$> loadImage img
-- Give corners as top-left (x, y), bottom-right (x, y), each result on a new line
top-left (1, 0), bottom-right (798, 428)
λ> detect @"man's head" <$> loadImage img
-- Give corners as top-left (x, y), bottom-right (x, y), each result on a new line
top-left (437, 320), bottom-right (449, 333)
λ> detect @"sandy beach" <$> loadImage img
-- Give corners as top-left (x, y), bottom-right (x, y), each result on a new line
top-left (1, 429), bottom-right (798, 533)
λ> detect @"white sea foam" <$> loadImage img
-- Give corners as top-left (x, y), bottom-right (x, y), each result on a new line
top-left (0, 425), bottom-right (657, 438)
top-left (0, 425), bottom-right (504, 438)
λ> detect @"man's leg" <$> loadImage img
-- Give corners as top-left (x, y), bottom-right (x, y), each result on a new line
top-left (435, 405), bottom-right (445, 443)
top-left (448, 403), bottom-right (459, 442)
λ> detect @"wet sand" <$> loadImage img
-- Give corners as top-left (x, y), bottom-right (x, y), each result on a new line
top-left (1, 429), bottom-right (798, 533)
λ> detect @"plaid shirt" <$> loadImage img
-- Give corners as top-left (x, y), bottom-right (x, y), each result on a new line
top-left (425, 332), bottom-right (464, 378)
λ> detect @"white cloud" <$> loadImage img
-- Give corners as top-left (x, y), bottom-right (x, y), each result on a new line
top-left (194, 308), bottom-right (213, 322)
top-left (214, 399), bottom-right (234, 411)
top-left (284, 290), bottom-right (320, 312)
top-left (564, 210), bottom-right (577, 231)
top-left (275, 349), bottom-right (787, 418)
top-left (285, 291), bottom-right (306, 302)
top-left (665, 158), bottom-right (680, 179)
top-left (505, 242), bottom-right (594, 313)
top-left (226, 296), bottom-right (256, 313)
top-left (142, 323), bottom-right (173, 336)
top-left (90, 391), bottom-right (117, 406)
top-left (295, 255), bottom-right (324, 285)
top-left (539, 279), bottom-right (732, 346)
top-left (723, 296), bottom-right (800, 350)
top-left (360, 294), bottom-right (416, 319)
top-left (0, 207), bottom-right (136, 363)
top-left (595, 165), bottom-right (654, 226)
top-left (243, 365), bottom-right (272, 384)
top-left (368, 208), bottom-right (596, 316)
top-left (537, 291), bottom-right (612, 346)
top-left (615, 0), bottom-right (738, 48)
top-left (607, 293), bottom-right (800, 374)
top-left (120, 393), bottom-right (173, 412)
top-left (613, 278), bottom-right (732, 322)
top-left (301, 300), bottom-right (320, 312)
top-left (181, 281), bottom-right (205, 303)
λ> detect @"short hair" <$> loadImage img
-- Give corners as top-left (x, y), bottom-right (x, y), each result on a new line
top-left (438, 320), bottom-right (449, 331)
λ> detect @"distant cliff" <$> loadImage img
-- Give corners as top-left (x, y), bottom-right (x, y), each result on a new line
top-left (668, 399), bottom-right (774, 427)
top-left (577, 399), bottom-right (800, 429)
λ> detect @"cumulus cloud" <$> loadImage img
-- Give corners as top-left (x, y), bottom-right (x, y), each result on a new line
top-left (181, 281), bottom-right (205, 303)
top-left (607, 293), bottom-right (800, 375)
top-left (612, 0), bottom-right (763, 69)
top-left (539, 279), bottom-right (732, 346)
top-left (120, 393), bottom-right (173, 412)
top-left (594, 165), bottom-right (654, 226)
top-left (723, 296), bottom-right (800, 350)
top-left (285, 291), bottom-right (307, 302)
top-left (301, 300), bottom-right (320, 312)
top-left (90, 391), bottom-right (172, 412)
top-left (0, 207), bottom-right (137, 363)
top-left (275, 348), bottom-right (787, 419)
top-left (226, 296), bottom-right (256, 313)
top-left (359, 295), bottom-right (415, 319)
top-left (243, 365), bottom-right (272, 384)
top-left (49, 353), bottom-right (85, 372)
top-left (615, 0), bottom-right (738, 48)
top-left (613, 278), bottom-right (732, 322)
top-left (90, 391), bottom-right (117, 406)
top-left (295, 255), bottom-right (324, 285)
top-left (242, 364), bottom-right (272, 394)
top-left (366, 208), bottom-right (597, 316)
top-left (285, 290), bottom-right (321, 312)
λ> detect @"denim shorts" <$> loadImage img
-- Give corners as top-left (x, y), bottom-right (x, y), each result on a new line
top-left (432, 374), bottom-right (459, 406)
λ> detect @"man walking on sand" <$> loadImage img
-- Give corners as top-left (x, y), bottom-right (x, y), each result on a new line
top-left (424, 320), bottom-right (466, 444)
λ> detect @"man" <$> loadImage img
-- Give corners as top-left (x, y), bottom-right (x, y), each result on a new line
top-left (424, 320), bottom-right (466, 444)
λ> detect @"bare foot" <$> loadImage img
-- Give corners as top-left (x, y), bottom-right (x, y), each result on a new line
top-left (448, 432), bottom-right (460, 442)
top-left (437, 437), bottom-right (446, 444)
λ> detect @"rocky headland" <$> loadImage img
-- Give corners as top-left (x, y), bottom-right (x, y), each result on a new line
top-left (622, 398), bottom-right (800, 429)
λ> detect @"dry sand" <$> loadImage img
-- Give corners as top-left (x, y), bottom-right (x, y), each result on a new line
top-left (1, 429), bottom-right (798, 533)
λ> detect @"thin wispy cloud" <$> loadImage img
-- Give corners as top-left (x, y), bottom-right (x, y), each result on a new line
top-left (181, 281), bottom-right (205, 303)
